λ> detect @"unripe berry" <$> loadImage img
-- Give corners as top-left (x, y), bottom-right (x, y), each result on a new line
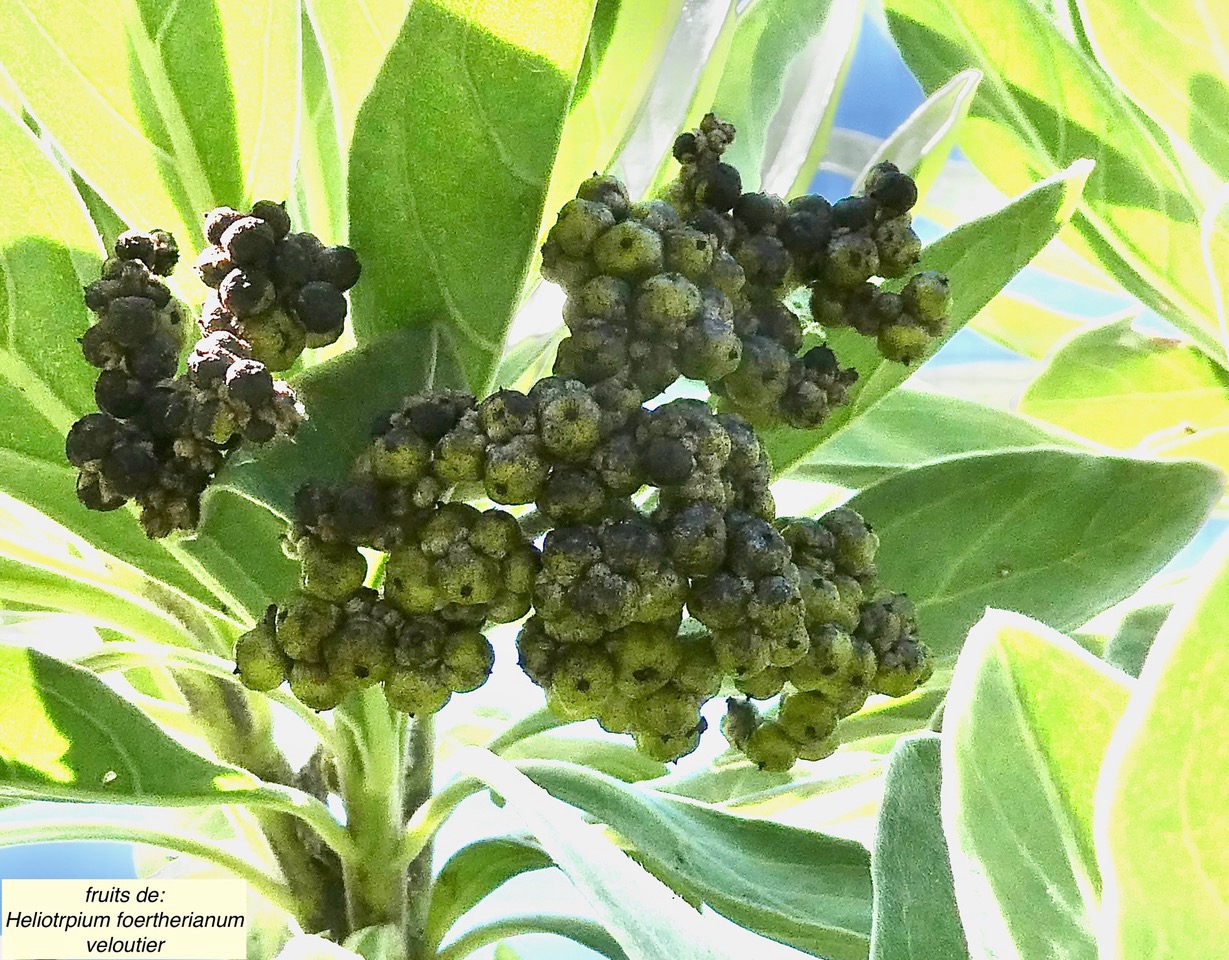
top-left (591, 221), bottom-right (663, 277)
top-left (634, 272), bottom-right (702, 337)
top-left (744, 721), bottom-right (797, 771)
top-left (384, 669), bottom-right (452, 716)
top-left (548, 646), bottom-right (615, 719)
top-left (289, 662), bottom-right (347, 710)
top-left (276, 594), bottom-right (343, 662)
top-left (865, 162), bottom-right (919, 216)
top-left (441, 630), bottom-right (495, 692)
top-left (484, 435), bottom-right (548, 504)
top-left (825, 233), bottom-right (880, 288)
top-left (551, 199), bottom-right (616, 257)
top-left (235, 615), bottom-right (289, 692)
top-left (300, 538), bottom-right (367, 602)
top-left (878, 323), bottom-right (931, 364)
top-left (778, 690), bottom-right (839, 745)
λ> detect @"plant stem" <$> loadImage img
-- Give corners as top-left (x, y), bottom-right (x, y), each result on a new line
top-left (402, 715), bottom-right (435, 960)
top-left (395, 776), bottom-right (482, 870)
top-left (335, 687), bottom-right (409, 937)
top-left (175, 673), bottom-right (341, 932)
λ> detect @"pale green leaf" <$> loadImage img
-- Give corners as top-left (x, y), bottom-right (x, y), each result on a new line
top-left (304, 0), bottom-right (411, 153)
top-left (348, 0), bottom-right (596, 392)
top-left (426, 838), bottom-right (552, 950)
top-left (765, 161), bottom-right (1089, 478)
top-left (514, 758), bottom-right (874, 960)
top-left (1075, 0), bottom-right (1229, 181)
top-left (292, 8), bottom-right (346, 242)
top-left (853, 69), bottom-right (982, 204)
top-left (621, 0), bottom-right (737, 198)
top-left (885, 0), bottom-right (1229, 367)
top-left (968, 290), bottom-right (1086, 360)
top-left (791, 387), bottom-right (1079, 488)
top-left (544, 0), bottom-right (685, 222)
top-left (503, 732), bottom-right (667, 783)
top-left (1094, 541), bottom-right (1229, 959)
top-left (870, 735), bottom-right (969, 960)
top-left (1021, 318), bottom-right (1229, 480)
top-left (710, 0), bottom-right (850, 192)
top-left (942, 611), bottom-right (1131, 960)
top-left (0, 642), bottom-right (259, 801)
top-left (458, 750), bottom-right (741, 960)
top-left (847, 449), bottom-right (1221, 661)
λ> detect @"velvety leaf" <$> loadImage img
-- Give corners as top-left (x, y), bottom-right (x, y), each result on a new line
top-left (493, 946), bottom-right (523, 960)
top-left (303, 0), bottom-right (412, 152)
top-left (515, 759), bottom-right (874, 960)
top-left (217, 328), bottom-right (467, 518)
top-left (764, 0), bottom-right (863, 197)
top-left (1021, 319), bottom-right (1229, 480)
top-left (790, 387), bottom-right (1078, 488)
top-left (1076, 0), bottom-right (1229, 181)
top-left (427, 838), bottom-right (552, 949)
top-left (853, 69), bottom-right (982, 203)
top-left (942, 610), bottom-right (1131, 960)
top-left (870, 735), bottom-right (969, 960)
top-left (968, 291), bottom-right (1085, 360)
top-left (620, 0), bottom-right (737, 198)
top-left (1102, 602), bottom-right (1171, 679)
top-left (710, 0), bottom-right (848, 192)
top-left (765, 160), bottom-right (1089, 478)
top-left (1095, 543), bottom-right (1229, 959)
top-left (348, 0), bottom-right (596, 392)
top-left (884, 0), bottom-right (1229, 367)
top-left (293, 9), bottom-right (347, 242)
top-left (503, 732), bottom-right (668, 783)
top-left (848, 449), bottom-right (1221, 662)
top-left (544, 0), bottom-right (684, 223)
top-left (0, 642), bottom-right (259, 802)
top-left (832, 683), bottom-right (947, 755)
top-left (459, 751), bottom-right (741, 960)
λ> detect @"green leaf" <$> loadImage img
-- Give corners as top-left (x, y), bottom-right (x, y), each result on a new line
top-left (217, 328), bottom-right (467, 518)
top-left (765, 160), bottom-right (1089, 478)
top-left (503, 732), bottom-right (667, 783)
top-left (848, 449), bottom-right (1222, 662)
top-left (1021, 318), bottom-right (1229, 481)
top-left (968, 291), bottom-right (1086, 360)
top-left (459, 751), bottom-right (741, 960)
top-left (1102, 602), bottom-right (1171, 679)
top-left (303, 0), bottom-right (412, 154)
top-left (427, 838), bottom-right (553, 950)
top-left (870, 735), bottom-right (969, 960)
top-left (348, 0), bottom-right (596, 392)
top-left (0, 642), bottom-right (258, 801)
top-left (942, 610), bottom-right (1131, 960)
top-left (620, 0), bottom-right (737, 197)
top-left (515, 758), bottom-right (874, 960)
top-left (1075, 0), bottom-right (1229, 181)
top-left (293, 8), bottom-right (347, 242)
top-left (490, 329), bottom-right (563, 393)
top-left (884, 0), bottom-right (1229, 367)
top-left (141, 0), bottom-right (300, 207)
top-left (544, 0), bottom-right (684, 222)
top-left (0, 105), bottom-right (261, 637)
top-left (833, 683), bottom-right (947, 755)
top-left (276, 935), bottom-right (364, 960)
top-left (709, 0), bottom-right (853, 192)
top-left (494, 946), bottom-right (523, 960)
top-left (1094, 542), bottom-right (1229, 958)
top-left (790, 387), bottom-right (1079, 488)
top-left (853, 69), bottom-right (982, 203)
top-left (766, 0), bottom-right (863, 197)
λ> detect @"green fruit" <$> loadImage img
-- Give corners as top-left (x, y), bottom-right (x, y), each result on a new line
top-left (538, 392), bottom-right (602, 461)
top-left (611, 622), bottom-right (681, 699)
top-left (441, 630), bottom-right (495, 693)
top-left (744, 721), bottom-right (797, 771)
top-left (634, 272), bottom-right (702, 337)
top-left (632, 686), bottom-right (701, 736)
top-left (300, 538), bottom-right (367, 603)
top-left (551, 199), bottom-right (616, 257)
top-left (721, 698), bottom-right (759, 750)
top-left (369, 427), bottom-right (431, 483)
top-left (235, 617), bottom-right (288, 692)
top-left (592, 221), bottom-right (664, 277)
top-left (547, 646), bottom-right (615, 719)
top-left (824, 233), bottom-right (880, 288)
top-left (778, 690), bottom-right (839, 745)
top-left (289, 661), bottom-right (347, 711)
top-left (385, 544), bottom-right (439, 614)
top-left (384, 669), bottom-right (452, 716)
top-left (276, 594), bottom-right (343, 662)
top-left (484, 435), bottom-right (547, 504)
top-left (325, 615), bottom-right (393, 686)
top-left (435, 546), bottom-right (500, 606)
top-left (633, 726), bottom-right (703, 762)
top-left (902, 271), bottom-right (951, 327)
top-left (735, 666), bottom-right (786, 700)
top-left (877, 323), bottom-right (931, 364)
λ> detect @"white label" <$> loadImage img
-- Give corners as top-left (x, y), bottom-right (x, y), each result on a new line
top-left (1, 880), bottom-right (247, 959)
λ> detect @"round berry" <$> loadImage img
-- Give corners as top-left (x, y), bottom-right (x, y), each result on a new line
top-left (102, 440), bottom-right (160, 496)
top-left (204, 207), bottom-right (243, 246)
top-left (65, 413), bottom-right (121, 466)
top-left (295, 281), bottom-right (348, 334)
top-left (591, 221), bottom-right (664, 277)
top-left (94, 369), bottom-right (148, 418)
top-left (250, 200), bottom-right (292, 239)
top-left (317, 246), bottom-right (362, 291)
top-left (221, 216), bottom-right (276, 267)
top-left (220, 268), bottom-right (275, 319)
top-left (225, 358), bottom-right (276, 405)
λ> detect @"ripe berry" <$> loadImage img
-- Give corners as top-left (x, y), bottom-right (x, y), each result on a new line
top-left (295, 281), bottom-right (347, 334)
top-left (221, 216), bottom-right (276, 267)
top-left (219, 268), bottom-right (275, 318)
top-left (250, 200), bottom-right (292, 240)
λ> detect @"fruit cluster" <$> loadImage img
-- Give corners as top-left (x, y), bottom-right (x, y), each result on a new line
top-left (196, 202), bottom-right (360, 367)
top-left (66, 205), bottom-right (357, 537)
top-left (543, 114), bottom-right (951, 429)
top-left (67, 229), bottom-right (295, 536)
top-left (229, 116), bottom-right (940, 769)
